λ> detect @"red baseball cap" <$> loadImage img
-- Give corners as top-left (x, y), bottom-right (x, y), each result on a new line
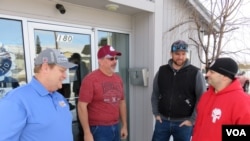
top-left (97, 45), bottom-right (122, 59)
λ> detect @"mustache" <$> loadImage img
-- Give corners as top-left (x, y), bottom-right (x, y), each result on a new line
top-left (173, 60), bottom-right (185, 66)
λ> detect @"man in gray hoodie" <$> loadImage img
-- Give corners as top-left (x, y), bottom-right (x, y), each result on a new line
top-left (151, 40), bottom-right (206, 141)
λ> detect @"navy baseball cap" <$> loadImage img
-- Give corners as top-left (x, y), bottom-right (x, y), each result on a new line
top-left (171, 40), bottom-right (188, 52)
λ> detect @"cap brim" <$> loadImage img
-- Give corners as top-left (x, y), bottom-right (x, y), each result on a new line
top-left (110, 51), bottom-right (122, 56)
top-left (58, 62), bottom-right (77, 69)
top-left (172, 49), bottom-right (188, 52)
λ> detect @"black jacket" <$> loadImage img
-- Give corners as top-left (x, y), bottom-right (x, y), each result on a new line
top-left (158, 64), bottom-right (198, 118)
top-left (151, 59), bottom-right (206, 123)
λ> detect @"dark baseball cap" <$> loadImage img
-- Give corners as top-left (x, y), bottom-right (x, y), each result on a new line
top-left (171, 40), bottom-right (188, 52)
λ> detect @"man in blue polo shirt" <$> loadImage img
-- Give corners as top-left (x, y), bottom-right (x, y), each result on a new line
top-left (0, 48), bottom-right (76, 141)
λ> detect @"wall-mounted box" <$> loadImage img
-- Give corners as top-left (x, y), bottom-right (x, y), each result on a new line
top-left (129, 68), bottom-right (149, 87)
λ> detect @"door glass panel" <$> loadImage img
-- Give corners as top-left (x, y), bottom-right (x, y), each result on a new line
top-left (0, 18), bottom-right (26, 99)
top-left (33, 29), bottom-right (91, 141)
top-left (98, 30), bottom-right (130, 141)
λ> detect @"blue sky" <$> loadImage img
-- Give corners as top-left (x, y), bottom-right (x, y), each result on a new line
top-left (0, 19), bottom-right (23, 46)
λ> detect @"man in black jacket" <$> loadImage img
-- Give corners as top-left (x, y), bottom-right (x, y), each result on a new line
top-left (151, 40), bottom-right (206, 141)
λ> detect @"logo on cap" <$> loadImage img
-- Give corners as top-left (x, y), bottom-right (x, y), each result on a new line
top-left (109, 46), bottom-right (115, 51)
top-left (42, 57), bottom-right (48, 63)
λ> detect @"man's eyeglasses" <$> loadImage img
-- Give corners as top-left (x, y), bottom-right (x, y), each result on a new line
top-left (105, 57), bottom-right (118, 61)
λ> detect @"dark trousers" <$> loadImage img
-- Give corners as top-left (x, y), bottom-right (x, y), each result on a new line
top-left (76, 98), bottom-right (84, 141)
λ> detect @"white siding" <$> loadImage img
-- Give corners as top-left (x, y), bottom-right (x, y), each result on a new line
top-left (163, 0), bottom-right (201, 67)
top-left (130, 12), bottom-right (153, 141)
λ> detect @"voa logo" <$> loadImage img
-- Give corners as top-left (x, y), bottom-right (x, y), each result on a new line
top-left (226, 129), bottom-right (246, 136)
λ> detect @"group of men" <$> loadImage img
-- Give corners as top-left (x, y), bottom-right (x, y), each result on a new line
top-left (0, 40), bottom-right (250, 141)
top-left (151, 40), bottom-right (250, 141)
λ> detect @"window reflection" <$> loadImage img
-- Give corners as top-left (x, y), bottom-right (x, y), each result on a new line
top-left (0, 18), bottom-right (26, 98)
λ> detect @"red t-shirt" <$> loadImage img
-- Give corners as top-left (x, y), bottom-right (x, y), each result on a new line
top-left (78, 69), bottom-right (124, 126)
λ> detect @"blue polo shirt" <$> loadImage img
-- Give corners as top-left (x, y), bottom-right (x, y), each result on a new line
top-left (0, 77), bottom-right (73, 141)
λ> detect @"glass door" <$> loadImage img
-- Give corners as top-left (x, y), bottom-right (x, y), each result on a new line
top-left (0, 18), bottom-right (26, 99)
top-left (28, 22), bottom-right (94, 141)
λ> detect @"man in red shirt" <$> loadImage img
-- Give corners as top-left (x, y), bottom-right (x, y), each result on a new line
top-left (77, 45), bottom-right (128, 141)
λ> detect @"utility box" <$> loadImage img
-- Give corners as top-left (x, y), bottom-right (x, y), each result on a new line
top-left (129, 68), bottom-right (149, 87)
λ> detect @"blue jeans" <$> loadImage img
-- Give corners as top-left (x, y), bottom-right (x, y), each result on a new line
top-left (152, 120), bottom-right (192, 141)
top-left (90, 123), bottom-right (120, 141)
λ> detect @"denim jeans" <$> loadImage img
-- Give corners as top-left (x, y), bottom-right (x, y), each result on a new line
top-left (90, 123), bottom-right (120, 141)
top-left (152, 119), bottom-right (192, 141)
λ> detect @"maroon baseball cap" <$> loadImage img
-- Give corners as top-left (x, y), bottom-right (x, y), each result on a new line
top-left (97, 45), bottom-right (122, 59)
